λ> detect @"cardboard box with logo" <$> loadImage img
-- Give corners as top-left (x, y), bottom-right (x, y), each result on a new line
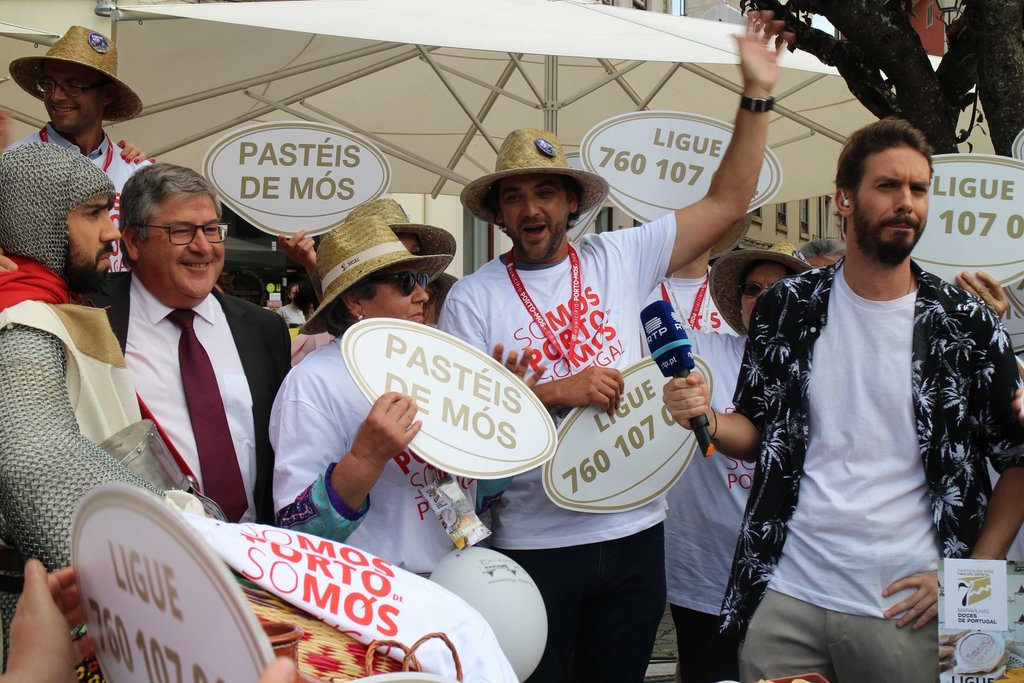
top-left (939, 560), bottom-right (1024, 682)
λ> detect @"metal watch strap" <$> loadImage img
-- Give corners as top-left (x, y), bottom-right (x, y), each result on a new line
top-left (739, 95), bottom-right (774, 112)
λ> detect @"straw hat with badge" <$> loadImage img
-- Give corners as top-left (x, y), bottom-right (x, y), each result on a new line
top-left (10, 25), bottom-right (142, 122)
top-left (709, 241), bottom-right (811, 335)
top-left (461, 128), bottom-right (608, 225)
top-left (301, 214), bottom-right (451, 335)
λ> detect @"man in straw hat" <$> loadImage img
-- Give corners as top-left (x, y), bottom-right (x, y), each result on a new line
top-left (0, 143), bottom-right (163, 626)
top-left (665, 118), bottom-right (1024, 682)
top-left (439, 12), bottom-right (788, 682)
top-left (90, 163), bottom-right (291, 525)
top-left (6, 25), bottom-right (151, 273)
top-left (661, 240), bottom-right (809, 683)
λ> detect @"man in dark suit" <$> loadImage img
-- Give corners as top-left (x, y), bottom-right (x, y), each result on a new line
top-left (91, 164), bottom-right (289, 523)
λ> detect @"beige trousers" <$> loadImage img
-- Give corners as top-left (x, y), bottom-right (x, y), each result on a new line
top-left (739, 589), bottom-right (938, 683)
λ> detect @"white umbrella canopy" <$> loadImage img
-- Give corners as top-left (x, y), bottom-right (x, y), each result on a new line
top-left (1, 0), bottom-right (876, 202)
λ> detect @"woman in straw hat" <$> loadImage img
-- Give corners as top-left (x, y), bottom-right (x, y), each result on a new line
top-left (662, 241), bottom-right (809, 683)
top-left (269, 214), bottom-right (531, 573)
top-left (286, 198), bottom-right (462, 365)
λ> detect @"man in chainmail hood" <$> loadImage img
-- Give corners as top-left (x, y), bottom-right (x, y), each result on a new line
top-left (0, 143), bottom-right (161, 638)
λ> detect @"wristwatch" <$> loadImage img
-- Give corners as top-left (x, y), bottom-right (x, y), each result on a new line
top-left (739, 95), bottom-right (774, 113)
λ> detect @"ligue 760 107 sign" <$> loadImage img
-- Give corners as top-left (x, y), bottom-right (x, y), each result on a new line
top-left (581, 111), bottom-right (782, 223)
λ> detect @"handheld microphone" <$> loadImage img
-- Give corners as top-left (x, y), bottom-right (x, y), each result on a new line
top-left (641, 300), bottom-right (715, 457)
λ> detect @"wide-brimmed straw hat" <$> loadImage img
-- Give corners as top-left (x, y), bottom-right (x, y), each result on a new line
top-left (9, 26), bottom-right (142, 122)
top-left (710, 241), bottom-right (811, 335)
top-left (461, 128), bottom-right (609, 225)
top-left (347, 198), bottom-right (457, 258)
top-left (711, 214), bottom-right (753, 258)
top-left (301, 214), bottom-right (453, 334)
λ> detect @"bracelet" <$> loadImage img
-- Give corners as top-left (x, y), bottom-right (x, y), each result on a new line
top-left (739, 95), bottom-right (774, 113)
top-left (709, 410), bottom-right (718, 439)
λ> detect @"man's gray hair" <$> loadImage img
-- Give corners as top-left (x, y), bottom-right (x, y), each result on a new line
top-left (120, 163), bottom-right (220, 241)
top-left (799, 238), bottom-right (845, 262)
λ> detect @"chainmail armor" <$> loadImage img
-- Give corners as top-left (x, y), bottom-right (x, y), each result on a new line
top-left (0, 143), bottom-right (114, 278)
top-left (0, 325), bottom-right (161, 567)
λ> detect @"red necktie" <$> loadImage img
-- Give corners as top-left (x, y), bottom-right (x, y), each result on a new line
top-left (167, 308), bottom-right (248, 521)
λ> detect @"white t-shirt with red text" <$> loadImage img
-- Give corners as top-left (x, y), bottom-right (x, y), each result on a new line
top-left (645, 269), bottom-right (737, 336)
top-left (664, 330), bottom-right (747, 613)
top-left (271, 338), bottom-right (476, 574)
top-left (439, 215), bottom-right (675, 549)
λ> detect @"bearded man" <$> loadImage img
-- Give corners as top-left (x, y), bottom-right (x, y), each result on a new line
top-left (664, 118), bottom-right (1024, 682)
top-left (0, 144), bottom-right (160, 611)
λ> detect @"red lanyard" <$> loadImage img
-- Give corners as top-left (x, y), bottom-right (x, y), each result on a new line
top-left (39, 127), bottom-right (114, 172)
top-left (506, 245), bottom-right (582, 363)
top-left (661, 275), bottom-right (708, 330)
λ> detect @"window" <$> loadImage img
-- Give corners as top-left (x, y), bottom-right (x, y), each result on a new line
top-left (927, 2), bottom-right (935, 27)
top-left (776, 202), bottom-right (787, 227)
top-left (800, 199), bottom-right (810, 237)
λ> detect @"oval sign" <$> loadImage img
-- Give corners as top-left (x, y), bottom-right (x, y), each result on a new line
top-left (914, 154), bottom-right (1024, 284)
top-left (543, 356), bottom-right (712, 513)
top-left (580, 110), bottom-right (782, 223)
top-left (341, 319), bottom-right (557, 479)
top-left (1013, 128), bottom-right (1024, 161)
top-left (71, 484), bottom-right (272, 683)
top-left (203, 121), bottom-right (391, 237)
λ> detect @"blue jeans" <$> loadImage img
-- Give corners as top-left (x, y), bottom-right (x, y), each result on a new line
top-left (496, 523), bottom-right (667, 683)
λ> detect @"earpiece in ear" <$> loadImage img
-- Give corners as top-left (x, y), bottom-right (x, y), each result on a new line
top-left (841, 193), bottom-right (851, 207)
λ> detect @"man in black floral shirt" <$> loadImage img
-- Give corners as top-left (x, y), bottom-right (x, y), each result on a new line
top-left (664, 118), bottom-right (1024, 682)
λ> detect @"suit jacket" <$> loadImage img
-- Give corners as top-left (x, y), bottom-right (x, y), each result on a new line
top-left (90, 274), bottom-right (291, 523)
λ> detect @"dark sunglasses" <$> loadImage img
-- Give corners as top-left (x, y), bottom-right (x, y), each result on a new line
top-left (370, 271), bottom-right (430, 295)
top-left (739, 281), bottom-right (770, 298)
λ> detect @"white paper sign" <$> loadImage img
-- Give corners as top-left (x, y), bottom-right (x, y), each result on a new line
top-left (341, 319), bottom-right (557, 479)
top-left (914, 154), bottom-right (1024, 284)
top-left (580, 111), bottom-right (782, 223)
top-left (944, 559), bottom-right (1009, 631)
top-left (565, 152), bottom-right (607, 241)
top-left (543, 356), bottom-right (710, 513)
top-left (203, 121), bottom-right (391, 237)
top-left (71, 485), bottom-right (271, 683)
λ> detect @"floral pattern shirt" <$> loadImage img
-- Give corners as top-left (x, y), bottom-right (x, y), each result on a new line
top-left (722, 261), bottom-right (1024, 635)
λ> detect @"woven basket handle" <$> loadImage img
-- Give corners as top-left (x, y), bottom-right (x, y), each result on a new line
top-left (365, 632), bottom-right (463, 681)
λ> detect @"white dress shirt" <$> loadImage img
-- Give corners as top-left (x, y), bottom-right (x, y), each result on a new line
top-left (125, 277), bottom-right (257, 521)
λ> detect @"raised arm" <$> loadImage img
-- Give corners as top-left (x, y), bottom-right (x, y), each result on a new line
top-left (667, 11), bottom-right (788, 274)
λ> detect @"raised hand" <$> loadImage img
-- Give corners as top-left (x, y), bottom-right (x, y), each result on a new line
top-left (735, 10), bottom-right (791, 98)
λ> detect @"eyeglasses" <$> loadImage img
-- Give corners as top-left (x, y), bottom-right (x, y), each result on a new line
top-left (141, 222), bottom-right (229, 245)
top-left (35, 77), bottom-right (107, 98)
top-left (739, 281), bottom-right (770, 298)
top-left (370, 271), bottom-right (430, 296)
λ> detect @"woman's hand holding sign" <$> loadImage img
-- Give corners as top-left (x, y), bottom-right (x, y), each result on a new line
top-left (331, 392), bottom-right (421, 511)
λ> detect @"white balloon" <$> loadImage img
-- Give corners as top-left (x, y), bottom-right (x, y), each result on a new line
top-left (429, 547), bottom-right (547, 681)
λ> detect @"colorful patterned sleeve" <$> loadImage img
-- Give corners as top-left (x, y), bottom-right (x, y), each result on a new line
top-left (275, 463), bottom-right (369, 541)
